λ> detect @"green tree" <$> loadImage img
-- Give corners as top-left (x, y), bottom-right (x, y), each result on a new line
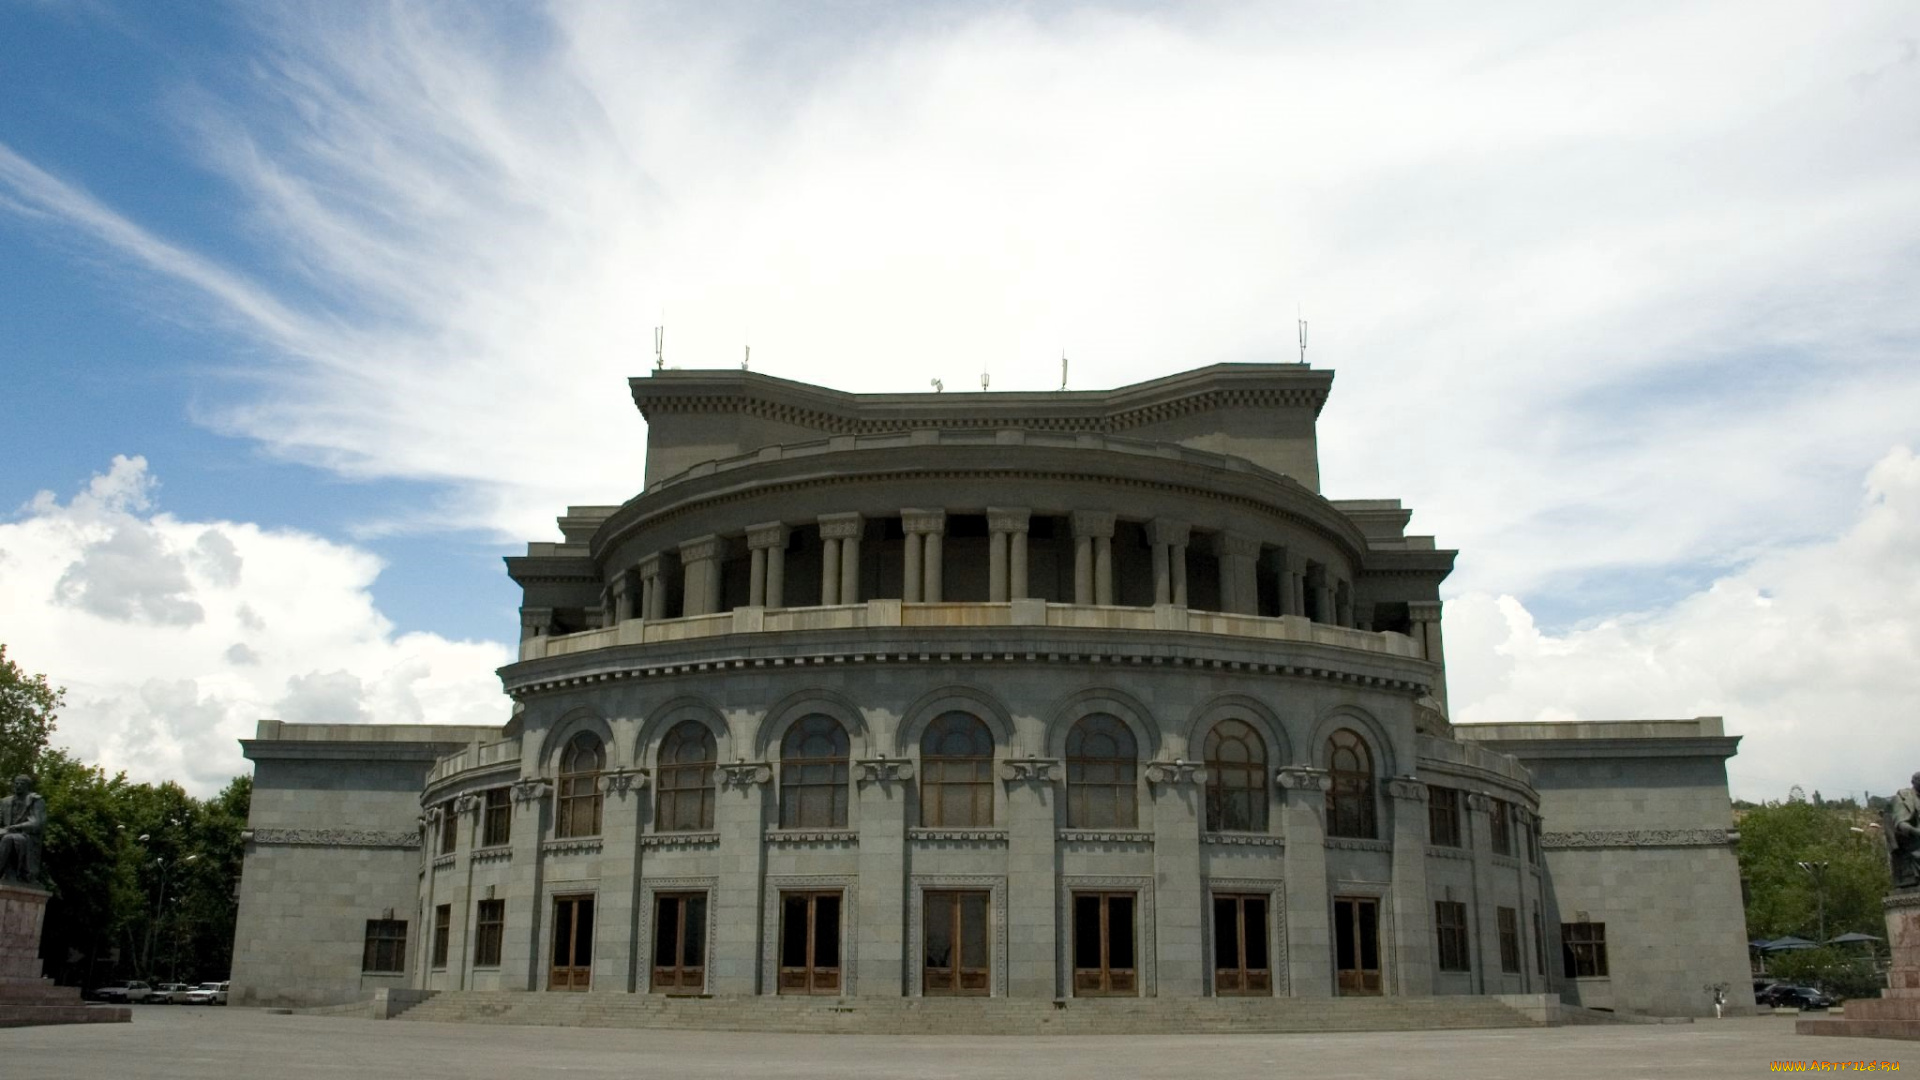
top-left (0, 644), bottom-right (61, 780)
top-left (1737, 799), bottom-right (1890, 943)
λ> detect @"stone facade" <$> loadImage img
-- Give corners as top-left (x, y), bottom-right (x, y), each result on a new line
top-left (230, 362), bottom-right (1754, 1017)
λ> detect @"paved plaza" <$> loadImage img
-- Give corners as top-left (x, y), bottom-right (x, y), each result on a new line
top-left (0, 1007), bottom-right (1910, 1079)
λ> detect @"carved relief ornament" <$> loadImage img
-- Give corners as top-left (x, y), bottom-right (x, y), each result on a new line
top-left (1144, 760), bottom-right (1207, 786)
top-left (719, 760), bottom-right (774, 789)
top-left (855, 757), bottom-right (915, 785)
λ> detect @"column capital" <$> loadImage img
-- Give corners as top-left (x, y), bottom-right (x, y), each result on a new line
top-left (511, 778), bottom-right (552, 804)
top-left (1144, 759), bottom-right (1207, 787)
top-left (637, 552), bottom-right (665, 578)
top-left (677, 533), bottom-right (724, 563)
top-left (518, 606), bottom-right (553, 628)
top-left (854, 757), bottom-right (915, 785)
top-left (1275, 766), bottom-right (1333, 792)
top-left (1386, 777), bottom-right (1429, 802)
top-left (1465, 791), bottom-right (1493, 813)
top-left (599, 767), bottom-right (651, 797)
top-left (718, 760), bottom-right (773, 788)
top-left (818, 512), bottom-right (864, 540)
top-left (1147, 517), bottom-right (1190, 546)
top-left (746, 521), bottom-right (789, 550)
top-left (1216, 530), bottom-right (1261, 560)
top-left (987, 507), bottom-right (1031, 534)
top-left (900, 508), bottom-right (947, 535)
top-left (1069, 510), bottom-right (1115, 539)
top-left (1408, 600), bottom-right (1443, 623)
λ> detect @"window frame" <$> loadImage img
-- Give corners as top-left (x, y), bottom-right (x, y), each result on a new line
top-left (1488, 798), bottom-right (1513, 857)
top-left (473, 899), bottom-right (505, 968)
top-left (556, 732), bottom-right (606, 839)
top-left (1202, 719), bottom-right (1268, 833)
top-left (919, 712), bottom-right (995, 828)
top-left (1325, 729), bottom-right (1378, 840)
top-left (1561, 921), bottom-right (1609, 978)
top-left (361, 919), bottom-right (408, 974)
top-left (1066, 714), bottom-right (1139, 830)
top-left (431, 903), bottom-right (452, 969)
top-left (481, 787), bottom-right (511, 848)
top-left (1428, 785), bottom-right (1462, 847)
top-left (1434, 900), bottom-right (1471, 973)
top-left (1497, 906), bottom-right (1521, 974)
top-left (437, 806), bottom-right (458, 856)
top-left (655, 721), bottom-right (718, 832)
top-left (779, 715), bottom-right (851, 829)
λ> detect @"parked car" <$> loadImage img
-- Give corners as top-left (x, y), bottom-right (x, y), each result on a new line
top-left (93, 980), bottom-right (153, 1004)
top-left (1758, 984), bottom-right (1835, 1010)
top-left (183, 982), bottom-right (228, 1006)
top-left (152, 982), bottom-right (193, 1004)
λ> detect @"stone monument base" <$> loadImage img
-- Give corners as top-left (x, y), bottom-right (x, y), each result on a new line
top-left (0, 881), bottom-right (130, 1028)
top-left (1797, 889), bottom-right (1920, 1042)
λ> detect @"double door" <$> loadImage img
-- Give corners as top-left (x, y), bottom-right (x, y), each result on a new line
top-left (1333, 895), bottom-right (1383, 996)
top-left (778, 891), bottom-right (843, 995)
top-left (923, 890), bottom-right (990, 995)
top-left (549, 895), bottom-right (594, 991)
top-left (1071, 892), bottom-right (1137, 996)
top-left (651, 892), bottom-right (707, 994)
top-left (1212, 894), bottom-right (1271, 995)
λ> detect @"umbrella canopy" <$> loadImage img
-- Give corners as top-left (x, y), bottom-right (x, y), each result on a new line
top-left (1762, 936), bottom-right (1818, 951)
top-left (1825, 932), bottom-right (1882, 945)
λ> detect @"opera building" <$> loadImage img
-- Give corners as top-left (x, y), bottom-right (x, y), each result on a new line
top-left (231, 363), bottom-right (1755, 1021)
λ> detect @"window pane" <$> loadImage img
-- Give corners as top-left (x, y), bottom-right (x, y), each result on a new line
top-left (926, 893), bottom-right (954, 968)
top-left (814, 895), bottom-right (841, 967)
top-left (1358, 901), bottom-right (1379, 970)
top-left (1244, 898), bottom-right (1269, 970)
top-left (683, 897), bottom-right (706, 967)
top-left (1073, 895), bottom-right (1102, 969)
top-left (1213, 897), bottom-right (1238, 968)
top-left (959, 894), bottom-right (989, 969)
top-left (1107, 896), bottom-right (1135, 969)
top-left (654, 897), bottom-right (680, 968)
top-left (575, 899), bottom-right (594, 958)
top-left (781, 897), bottom-right (808, 967)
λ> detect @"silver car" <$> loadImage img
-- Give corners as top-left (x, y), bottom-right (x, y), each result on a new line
top-left (183, 981), bottom-right (228, 1005)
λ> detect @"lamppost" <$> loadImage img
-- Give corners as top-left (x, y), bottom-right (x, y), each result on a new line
top-left (1797, 859), bottom-right (1830, 945)
top-left (145, 851), bottom-right (197, 979)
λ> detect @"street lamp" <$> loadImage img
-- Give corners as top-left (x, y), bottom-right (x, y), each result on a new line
top-left (1797, 860), bottom-right (1830, 944)
top-left (145, 854), bottom-right (197, 978)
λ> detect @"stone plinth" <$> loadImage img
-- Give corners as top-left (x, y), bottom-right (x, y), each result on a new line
top-left (0, 882), bottom-right (130, 1028)
top-left (1797, 889), bottom-right (1920, 1042)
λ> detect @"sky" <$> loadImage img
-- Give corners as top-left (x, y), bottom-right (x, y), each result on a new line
top-left (1, 1), bottom-right (1917, 800)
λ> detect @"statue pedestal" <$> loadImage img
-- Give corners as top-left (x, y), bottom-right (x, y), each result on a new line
top-left (0, 882), bottom-right (130, 1028)
top-left (1797, 889), bottom-right (1920, 1042)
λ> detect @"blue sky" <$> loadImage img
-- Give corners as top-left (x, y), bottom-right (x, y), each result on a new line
top-left (2, 1), bottom-right (1919, 797)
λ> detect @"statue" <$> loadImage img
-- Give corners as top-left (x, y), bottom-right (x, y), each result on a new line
top-left (0, 774), bottom-right (46, 887)
top-left (1890, 770), bottom-right (1920, 891)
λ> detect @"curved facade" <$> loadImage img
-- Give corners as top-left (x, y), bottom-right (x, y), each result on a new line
top-left (233, 364), bottom-right (1755, 1017)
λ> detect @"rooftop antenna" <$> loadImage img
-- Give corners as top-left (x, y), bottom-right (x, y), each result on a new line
top-left (980, 362), bottom-right (990, 392)
top-left (930, 378), bottom-right (943, 393)
top-left (653, 323), bottom-right (665, 371)
top-left (1060, 350), bottom-right (1069, 391)
top-left (743, 344), bottom-right (751, 371)
top-left (1297, 307), bottom-right (1308, 365)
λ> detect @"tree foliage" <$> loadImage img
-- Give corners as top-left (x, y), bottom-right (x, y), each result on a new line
top-left (1737, 798), bottom-right (1891, 943)
top-left (2, 647), bottom-right (251, 986)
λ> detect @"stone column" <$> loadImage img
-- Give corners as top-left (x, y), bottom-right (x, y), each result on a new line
top-left (1335, 580), bottom-right (1354, 628)
top-left (746, 522), bottom-right (788, 607)
top-left (500, 778), bottom-right (552, 991)
top-left (594, 770), bottom-right (648, 994)
top-left (988, 508), bottom-right (1030, 602)
top-left (519, 607), bottom-right (554, 641)
top-left (639, 553), bottom-right (666, 620)
top-left (855, 758), bottom-right (913, 995)
top-left (1279, 551), bottom-right (1306, 618)
top-left (1409, 601), bottom-right (1448, 707)
top-left (819, 513), bottom-right (864, 605)
top-left (1147, 761), bottom-right (1207, 997)
top-left (610, 571), bottom-right (636, 623)
top-left (678, 535), bottom-right (724, 617)
top-left (902, 524), bottom-right (923, 602)
top-left (902, 509), bottom-right (946, 602)
top-left (1218, 532), bottom-right (1259, 615)
top-left (712, 761), bottom-right (772, 994)
top-left (1464, 792), bottom-right (1497, 993)
top-left (1311, 566), bottom-right (1334, 625)
top-left (1072, 511), bottom-right (1115, 606)
top-left (1386, 778), bottom-right (1435, 997)
top-left (1148, 518), bottom-right (1189, 607)
top-left (820, 535), bottom-right (841, 605)
top-left (1001, 757), bottom-right (1061, 998)
top-left (1277, 766), bottom-right (1334, 997)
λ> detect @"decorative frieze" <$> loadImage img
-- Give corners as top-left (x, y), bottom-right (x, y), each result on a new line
top-left (640, 832), bottom-right (720, 850)
top-left (1202, 832), bottom-right (1285, 848)
top-left (249, 828), bottom-right (420, 849)
top-left (1540, 829), bottom-right (1735, 849)
top-left (1884, 889), bottom-right (1920, 912)
top-left (1426, 845), bottom-right (1473, 861)
top-left (1325, 837), bottom-right (1393, 853)
top-left (541, 837), bottom-right (603, 856)
top-left (1058, 829), bottom-right (1155, 846)
top-left (1000, 757), bottom-right (1061, 783)
top-left (1144, 760), bottom-right (1207, 786)
top-left (908, 828), bottom-right (1009, 845)
top-left (431, 853), bottom-right (454, 870)
top-left (469, 846), bottom-right (511, 864)
top-left (764, 829), bottom-right (858, 846)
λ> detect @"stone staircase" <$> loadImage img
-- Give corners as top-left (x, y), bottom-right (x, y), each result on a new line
top-left (397, 991), bottom-right (1545, 1035)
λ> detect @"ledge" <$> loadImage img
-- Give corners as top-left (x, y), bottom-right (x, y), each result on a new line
top-left (541, 837), bottom-right (604, 856)
top-left (640, 832), bottom-right (721, 849)
top-left (908, 828), bottom-right (1009, 845)
top-left (470, 846), bottom-right (511, 864)
top-left (1058, 829), bottom-right (1155, 846)
top-left (1425, 845), bottom-right (1473, 861)
top-left (1201, 832), bottom-right (1284, 848)
top-left (765, 829), bottom-right (858, 846)
top-left (1325, 837), bottom-right (1392, 853)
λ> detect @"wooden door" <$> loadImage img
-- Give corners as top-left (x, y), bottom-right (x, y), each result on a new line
top-left (651, 892), bottom-right (707, 994)
top-left (1071, 892), bottom-right (1137, 996)
top-left (778, 891), bottom-right (843, 995)
top-left (1333, 896), bottom-right (1382, 996)
top-left (549, 894), bottom-right (595, 991)
top-left (1213, 893), bottom-right (1271, 995)
top-left (924, 890), bottom-right (991, 995)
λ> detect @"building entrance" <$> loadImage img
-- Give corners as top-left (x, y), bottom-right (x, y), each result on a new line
top-left (1333, 896), bottom-right (1382, 996)
top-left (1071, 892), bottom-right (1137, 996)
top-left (549, 894), bottom-right (594, 991)
top-left (778, 891), bottom-right (843, 995)
top-left (1212, 893), bottom-right (1271, 995)
top-left (651, 892), bottom-right (707, 993)
top-left (923, 890), bottom-right (990, 995)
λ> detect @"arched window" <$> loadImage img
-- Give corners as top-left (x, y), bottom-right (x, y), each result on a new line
top-left (557, 731), bottom-right (605, 838)
top-left (780, 715), bottom-right (850, 828)
top-left (1204, 719), bottom-right (1268, 832)
top-left (1066, 714), bottom-right (1137, 829)
top-left (920, 712), bottom-right (994, 827)
top-left (1325, 728), bottom-right (1377, 839)
top-left (655, 721), bottom-right (717, 832)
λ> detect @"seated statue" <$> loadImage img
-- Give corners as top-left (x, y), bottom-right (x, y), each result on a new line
top-left (1891, 771), bottom-right (1920, 891)
top-left (0, 774), bottom-right (45, 886)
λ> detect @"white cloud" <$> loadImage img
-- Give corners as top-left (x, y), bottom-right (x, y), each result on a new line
top-left (1449, 445), bottom-right (1920, 801)
top-left (0, 457), bottom-right (512, 794)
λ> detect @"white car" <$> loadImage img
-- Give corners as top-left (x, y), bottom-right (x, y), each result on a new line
top-left (153, 982), bottom-right (193, 1004)
top-left (94, 980), bottom-right (153, 1004)
top-left (183, 981), bottom-right (228, 1005)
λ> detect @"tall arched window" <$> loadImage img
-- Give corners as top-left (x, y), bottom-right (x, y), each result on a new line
top-left (780, 715), bottom-right (850, 828)
top-left (1325, 728), bottom-right (1377, 839)
top-left (557, 731), bottom-right (605, 839)
top-left (1204, 719), bottom-right (1268, 832)
top-left (655, 721), bottom-right (717, 832)
top-left (920, 712), bottom-right (994, 827)
top-left (1066, 714), bottom-right (1137, 829)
